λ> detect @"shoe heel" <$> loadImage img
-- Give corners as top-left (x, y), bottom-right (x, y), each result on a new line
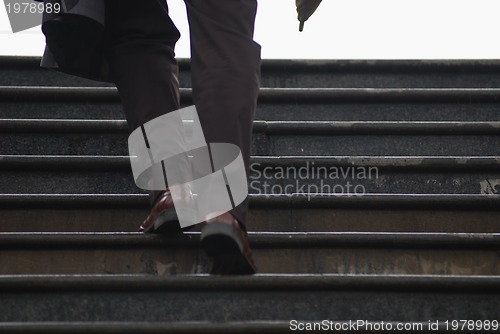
top-left (200, 223), bottom-right (244, 256)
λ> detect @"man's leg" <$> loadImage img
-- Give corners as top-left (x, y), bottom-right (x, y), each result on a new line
top-left (104, 0), bottom-right (181, 132)
top-left (184, 0), bottom-right (261, 229)
top-left (104, 0), bottom-right (184, 228)
top-left (184, 0), bottom-right (261, 274)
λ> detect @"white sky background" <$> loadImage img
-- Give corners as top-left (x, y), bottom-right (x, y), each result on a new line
top-left (1, 0), bottom-right (500, 59)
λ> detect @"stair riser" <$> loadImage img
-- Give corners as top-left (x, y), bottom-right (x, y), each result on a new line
top-left (1, 209), bottom-right (500, 233)
top-left (250, 172), bottom-right (499, 195)
top-left (0, 102), bottom-right (124, 120)
top-left (0, 291), bottom-right (497, 321)
top-left (2, 102), bottom-right (500, 122)
top-left (0, 170), bottom-right (498, 195)
top-left (258, 103), bottom-right (500, 121)
top-left (5, 66), bottom-right (500, 88)
top-left (262, 136), bottom-right (500, 156)
top-left (1, 134), bottom-right (499, 156)
top-left (1, 247), bottom-right (498, 275)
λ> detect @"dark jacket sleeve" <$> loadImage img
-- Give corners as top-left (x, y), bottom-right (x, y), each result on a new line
top-left (39, 0), bottom-right (112, 82)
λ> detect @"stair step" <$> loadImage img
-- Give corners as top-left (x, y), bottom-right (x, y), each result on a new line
top-left (3, 86), bottom-right (500, 122)
top-left (0, 155), bottom-right (500, 194)
top-left (1, 208), bottom-right (499, 233)
top-left (0, 119), bottom-right (498, 156)
top-left (1, 169), bottom-right (498, 195)
top-left (4, 57), bottom-right (500, 88)
top-left (4, 96), bottom-right (500, 123)
top-left (0, 274), bottom-right (498, 321)
top-left (0, 155), bottom-right (498, 195)
top-left (0, 194), bottom-right (498, 233)
top-left (0, 232), bottom-right (499, 275)
top-left (0, 137), bottom-right (497, 155)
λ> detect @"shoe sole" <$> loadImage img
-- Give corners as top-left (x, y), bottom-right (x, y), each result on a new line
top-left (201, 223), bottom-right (256, 275)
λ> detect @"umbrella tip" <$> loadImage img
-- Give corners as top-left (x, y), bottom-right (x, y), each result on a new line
top-left (299, 21), bottom-right (304, 32)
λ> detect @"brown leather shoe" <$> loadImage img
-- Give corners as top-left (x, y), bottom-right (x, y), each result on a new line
top-left (139, 189), bottom-right (181, 233)
top-left (200, 212), bottom-right (257, 275)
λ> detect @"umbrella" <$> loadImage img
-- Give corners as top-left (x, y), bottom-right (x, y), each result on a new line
top-left (296, 0), bottom-right (323, 31)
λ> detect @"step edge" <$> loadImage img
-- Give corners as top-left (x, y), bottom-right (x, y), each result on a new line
top-left (0, 274), bottom-right (498, 292)
top-left (0, 320), bottom-right (470, 334)
top-left (5, 56), bottom-right (500, 69)
top-left (2, 119), bottom-right (500, 135)
top-left (3, 86), bottom-right (500, 103)
top-left (0, 232), bottom-right (498, 249)
top-left (0, 193), bottom-right (498, 209)
top-left (1, 155), bottom-right (499, 171)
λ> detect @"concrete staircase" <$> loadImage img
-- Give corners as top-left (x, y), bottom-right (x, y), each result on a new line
top-left (0, 56), bottom-right (499, 332)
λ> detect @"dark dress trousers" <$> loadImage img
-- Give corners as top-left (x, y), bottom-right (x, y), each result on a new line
top-left (104, 0), bottom-right (261, 228)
